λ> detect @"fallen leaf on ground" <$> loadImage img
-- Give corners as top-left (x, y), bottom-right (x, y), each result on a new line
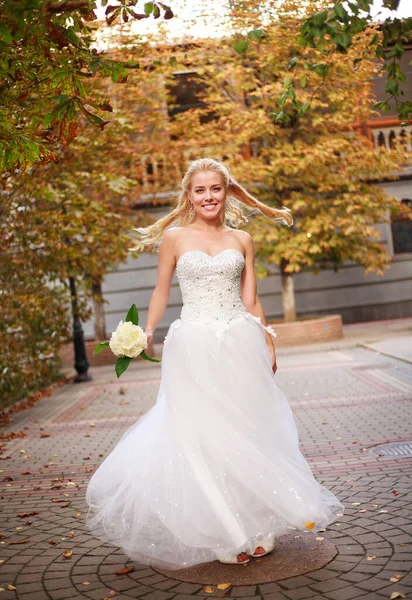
top-left (358, 509), bottom-right (367, 513)
top-left (204, 586), bottom-right (215, 593)
top-left (8, 540), bottom-right (28, 545)
top-left (82, 581), bottom-right (90, 586)
top-left (304, 521), bottom-right (315, 530)
top-left (89, 423), bottom-right (96, 427)
top-left (390, 593), bottom-right (406, 599)
top-left (62, 550), bottom-right (73, 558)
top-left (7, 585), bottom-right (16, 591)
top-left (379, 510), bottom-right (388, 513)
top-left (48, 541), bottom-right (57, 545)
top-left (17, 512), bottom-right (38, 518)
top-left (392, 490), bottom-right (399, 496)
top-left (294, 535), bottom-right (301, 539)
top-left (40, 433), bottom-right (51, 438)
top-left (114, 567), bottom-right (134, 576)
top-left (69, 531), bottom-right (75, 538)
top-left (352, 502), bottom-right (361, 506)
top-left (367, 556), bottom-right (376, 561)
top-left (315, 537), bottom-right (324, 541)
top-left (51, 499), bottom-right (67, 503)
top-left (389, 575), bottom-right (404, 583)
top-left (20, 472), bottom-right (31, 475)
top-left (217, 584), bottom-right (231, 590)
top-left (109, 592), bottom-right (116, 596)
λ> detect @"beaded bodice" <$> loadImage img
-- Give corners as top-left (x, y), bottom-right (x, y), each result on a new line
top-left (176, 248), bottom-right (246, 324)
top-left (163, 248), bottom-right (276, 342)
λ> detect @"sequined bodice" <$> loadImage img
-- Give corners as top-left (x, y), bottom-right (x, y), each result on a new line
top-left (176, 248), bottom-right (246, 325)
top-left (163, 248), bottom-right (276, 344)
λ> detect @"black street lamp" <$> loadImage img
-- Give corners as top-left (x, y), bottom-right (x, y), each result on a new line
top-left (69, 276), bottom-right (91, 383)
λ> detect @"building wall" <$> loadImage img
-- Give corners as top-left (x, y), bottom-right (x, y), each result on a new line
top-left (82, 180), bottom-right (412, 341)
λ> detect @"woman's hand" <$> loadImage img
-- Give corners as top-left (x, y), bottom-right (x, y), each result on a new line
top-left (145, 330), bottom-right (154, 347)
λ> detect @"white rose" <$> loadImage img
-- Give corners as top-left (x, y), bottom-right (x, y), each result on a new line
top-left (109, 320), bottom-right (148, 358)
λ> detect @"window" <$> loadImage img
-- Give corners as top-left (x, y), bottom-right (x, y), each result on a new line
top-left (167, 71), bottom-right (215, 124)
top-left (391, 199), bottom-right (412, 254)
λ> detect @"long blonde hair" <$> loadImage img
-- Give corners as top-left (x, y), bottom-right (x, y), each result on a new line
top-left (132, 158), bottom-right (293, 251)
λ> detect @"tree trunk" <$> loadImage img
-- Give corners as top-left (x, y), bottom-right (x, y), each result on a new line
top-left (91, 277), bottom-right (107, 341)
top-left (281, 267), bottom-right (297, 323)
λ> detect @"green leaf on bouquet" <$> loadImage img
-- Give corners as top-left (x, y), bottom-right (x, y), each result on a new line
top-left (115, 356), bottom-right (132, 377)
top-left (140, 350), bottom-right (161, 363)
top-left (93, 341), bottom-right (110, 355)
top-left (125, 303), bottom-right (139, 325)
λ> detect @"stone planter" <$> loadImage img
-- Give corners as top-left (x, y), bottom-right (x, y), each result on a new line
top-left (267, 314), bottom-right (343, 347)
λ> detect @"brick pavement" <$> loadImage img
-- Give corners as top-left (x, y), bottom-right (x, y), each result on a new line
top-left (1, 343), bottom-right (412, 600)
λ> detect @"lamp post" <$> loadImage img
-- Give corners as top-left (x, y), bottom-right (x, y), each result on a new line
top-left (69, 276), bottom-right (91, 382)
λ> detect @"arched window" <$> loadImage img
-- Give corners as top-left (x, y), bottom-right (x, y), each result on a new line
top-left (391, 199), bottom-right (412, 254)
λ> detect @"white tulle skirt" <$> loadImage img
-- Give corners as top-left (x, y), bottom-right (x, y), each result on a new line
top-left (85, 314), bottom-right (344, 570)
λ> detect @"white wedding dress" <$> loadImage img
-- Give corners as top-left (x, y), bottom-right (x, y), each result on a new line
top-left (85, 248), bottom-right (344, 570)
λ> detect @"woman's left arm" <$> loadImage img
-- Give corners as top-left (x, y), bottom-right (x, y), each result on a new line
top-left (240, 232), bottom-right (277, 374)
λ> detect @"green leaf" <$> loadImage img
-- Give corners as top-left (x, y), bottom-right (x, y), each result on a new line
top-left (313, 11), bottom-right (327, 26)
top-left (335, 32), bottom-right (351, 49)
top-left (385, 78), bottom-right (399, 95)
top-left (334, 3), bottom-right (347, 20)
top-left (144, 2), bottom-right (154, 15)
top-left (288, 57), bottom-right (298, 70)
top-left (231, 39), bottom-right (249, 54)
top-left (247, 29), bottom-right (264, 42)
top-left (125, 303), bottom-right (139, 325)
top-left (169, 56), bottom-right (177, 66)
top-left (93, 341), bottom-right (110, 355)
top-left (0, 23), bottom-right (12, 44)
top-left (383, 0), bottom-right (400, 9)
top-left (299, 75), bottom-right (308, 88)
top-left (140, 350), bottom-right (161, 363)
top-left (115, 356), bottom-right (132, 377)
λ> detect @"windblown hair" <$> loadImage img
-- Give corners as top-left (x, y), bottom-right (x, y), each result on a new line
top-left (131, 158), bottom-right (293, 252)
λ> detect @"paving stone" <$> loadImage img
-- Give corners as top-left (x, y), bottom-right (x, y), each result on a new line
top-left (323, 586), bottom-right (370, 600)
top-left (309, 579), bottom-right (350, 593)
top-left (258, 583), bottom-right (283, 594)
top-left (282, 587), bottom-right (320, 599)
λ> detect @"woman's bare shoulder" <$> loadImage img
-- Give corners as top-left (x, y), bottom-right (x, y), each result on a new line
top-left (232, 229), bottom-right (253, 249)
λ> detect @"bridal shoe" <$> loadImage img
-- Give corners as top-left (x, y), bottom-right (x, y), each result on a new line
top-left (252, 534), bottom-right (276, 558)
top-left (215, 550), bottom-right (250, 565)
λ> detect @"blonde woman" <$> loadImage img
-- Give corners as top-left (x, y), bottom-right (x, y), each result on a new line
top-left (85, 158), bottom-right (344, 569)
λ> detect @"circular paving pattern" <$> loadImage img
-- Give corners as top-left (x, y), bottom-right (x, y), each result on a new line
top-left (154, 532), bottom-right (338, 584)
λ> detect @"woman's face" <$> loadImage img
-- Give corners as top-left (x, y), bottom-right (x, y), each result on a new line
top-left (189, 170), bottom-right (226, 222)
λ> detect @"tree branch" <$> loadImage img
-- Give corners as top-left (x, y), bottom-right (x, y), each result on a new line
top-left (46, 1), bottom-right (90, 14)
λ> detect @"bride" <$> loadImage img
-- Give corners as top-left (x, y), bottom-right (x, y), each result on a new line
top-left (85, 158), bottom-right (345, 569)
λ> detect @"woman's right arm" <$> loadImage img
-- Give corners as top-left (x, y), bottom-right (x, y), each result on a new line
top-left (144, 229), bottom-right (178, 345)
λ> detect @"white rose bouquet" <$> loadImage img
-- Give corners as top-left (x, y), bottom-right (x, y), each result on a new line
top-left (94, 304), bottom-right (160, 377)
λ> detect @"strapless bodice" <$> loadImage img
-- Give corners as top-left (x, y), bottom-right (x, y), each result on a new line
top-left (166, 248), bottom-right (276, 342)
top-left (176, 248), bottom-right (246, 325)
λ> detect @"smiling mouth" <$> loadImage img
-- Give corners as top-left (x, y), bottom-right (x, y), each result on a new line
top-left (203, 203), bottom-right (218, 210)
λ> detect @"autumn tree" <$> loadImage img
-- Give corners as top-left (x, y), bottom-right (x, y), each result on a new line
top-left (169, 0), bottom-right (411, 321)
top-left (0, 0), bottom-right (174, 174)
top-left (228, 0), bottom-right (412, 123)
